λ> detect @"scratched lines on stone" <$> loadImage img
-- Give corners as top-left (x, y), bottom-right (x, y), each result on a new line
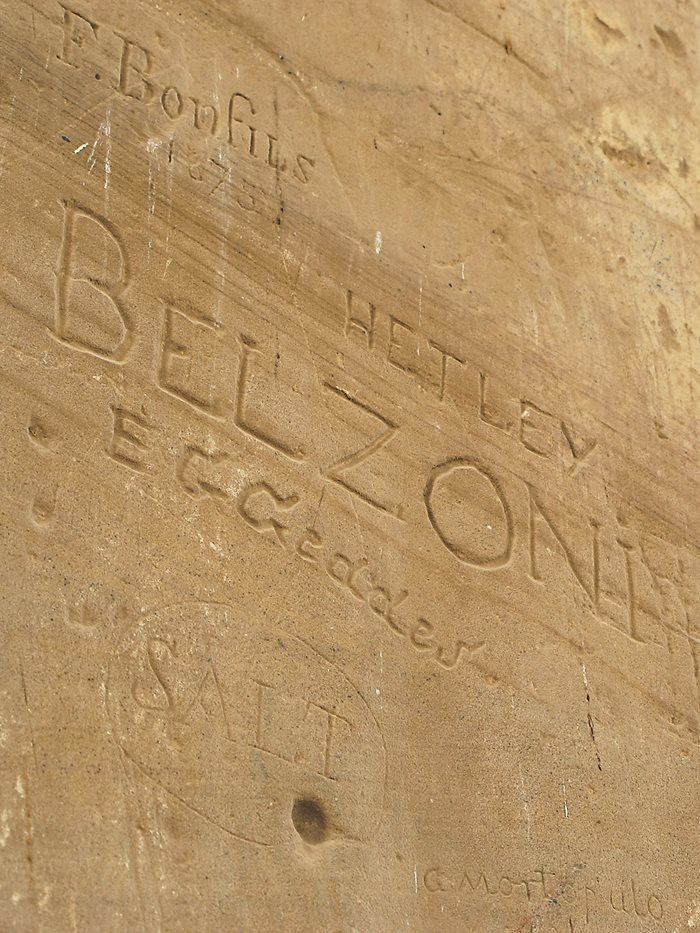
top-left (236, 480), bottom-right (484, 673)
top-left (24, 197), bottom-right (700, 726)
top-left (349, 280), bottom-right (692, 554)
top-left (8, 94), bottom-right (700, 712)
top-left (423, 863), bottom-right (665, 928)
top-left (339, 277), bottom-right (691, 530)
top-left (340, 284), bottom-right (700, 728)
top-left (99, 391), bottom-right (700, 719)
top-left (19, 0), bottom-right (700, 254)
top-left (41, 90), bottom-right (599, 512)
top-left (49, 203), bottom-right (409, 518)
top-left (13, 194), bottom-right (700, 689)
top-left (105, 602), bottom-right (387, 847)
top-left (51, 3), bottom-right (316, 185)
top-left (344, 287), bottom-right (599, 476)
top-left (39, 193), bottom-right (483, 669)
top-left (340, 281), bottom-right (693, 570)
top-left (131, 637), bottom-right (351, 782)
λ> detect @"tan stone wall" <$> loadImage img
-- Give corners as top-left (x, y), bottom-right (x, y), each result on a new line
top-left (1, 1), bottom-right (698, 930)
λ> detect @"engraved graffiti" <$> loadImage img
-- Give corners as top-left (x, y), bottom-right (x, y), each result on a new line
top-left (106, 602), bottom-right (386, 846)
top-left (423, 863), bottom-right (665, 928)
top-left (52, 201), bottom-right (133, 362)
top-left (425, 459), bottom-right (514, 569)
top-left (236, 478), bottom-right (486, 673)
top-left (322, 382), bottom-right (404, 520)
top-left (52, 5), bottom-right (316, 185)
top-left (342, 287), bottom-right (599, 478)
top-left (38, 198), bottom-right (700, 731)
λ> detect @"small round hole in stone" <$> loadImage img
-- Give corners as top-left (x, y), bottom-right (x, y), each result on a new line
top-left (291, 797), bottom-right (328, 845)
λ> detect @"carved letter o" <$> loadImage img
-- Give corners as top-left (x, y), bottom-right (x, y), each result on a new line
top-left (647, 895), bottom-right (663, 921)
top-left (424, 459), bottom-right (514, 569)
top-left (161, 85), bottom-right (185, 120)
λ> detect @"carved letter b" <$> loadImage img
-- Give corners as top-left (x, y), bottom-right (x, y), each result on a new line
top-left (51, 201), bottom-right (133, 363)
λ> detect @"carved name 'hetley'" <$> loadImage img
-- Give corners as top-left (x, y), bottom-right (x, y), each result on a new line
top-left (47, 197), bottom-right (700, 735)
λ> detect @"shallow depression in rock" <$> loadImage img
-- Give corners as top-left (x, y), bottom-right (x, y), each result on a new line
top-left (291, 797), bottom-right (329, 845)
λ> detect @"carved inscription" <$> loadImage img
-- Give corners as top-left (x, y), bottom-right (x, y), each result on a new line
top-left (343, 287), bottom-right (599, 478)
top-left (423, 863), bottom-right (665, 929)
top-left (236, 479), bottom-right (485, 673)
top-left (339, 285), bottom-right (700, 735)
top-left (322, 382), bottom-right (404, 520)
top-left (52, 5), bottom-right (316, 185)
top-left (107, 405), bottom-right (151, 472)
top-left (235, 336), bottom-right (306, 461)
top-left (107, 602), bottom-right (386, 846)
top-left (52, 201), bottom-right (132, 362)
top-left (41, 200), bottom-right (700, 729)
top-left (158, 304), bottom-right (227, 419)
top-left (425, 459), bottom-right (514, 569)
top-left (1, 6), bottom-right (695, 928)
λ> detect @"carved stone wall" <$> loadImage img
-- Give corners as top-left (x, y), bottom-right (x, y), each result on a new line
top-left (1, 1), bottom-right (698, 930)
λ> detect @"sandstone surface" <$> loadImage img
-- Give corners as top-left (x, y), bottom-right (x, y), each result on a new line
top-left (1, 1), bottom-right (699, 930)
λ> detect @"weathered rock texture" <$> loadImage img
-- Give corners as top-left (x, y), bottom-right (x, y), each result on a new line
top-left (1, 1), bottom-right (699, 930)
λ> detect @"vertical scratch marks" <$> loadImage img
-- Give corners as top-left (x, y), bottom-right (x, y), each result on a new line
top-left (116, 748), bottom-right (162, 932)
top-left (17, 772), bottom-right (37, 925)
top-left (103, 106), bottom-right (112, 197)
top-left (87, 119), bottom-right (105, 174)
top-left (146, 139), bottom-right (158, 217)
top-left (518, 763), bottom-right (531, 844)
top-left (70, 892), bottom-right (78, 932)
top-left (145, 138), bottom-right (161, 264)
top-left (582, 664), bottom-right (603, 771)
top-left (82, 107), bottom-right (113, 201)
top-left (0, 80), bottom-right (19, 182)
top-left (19, 660), bottom-right (39, 772)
